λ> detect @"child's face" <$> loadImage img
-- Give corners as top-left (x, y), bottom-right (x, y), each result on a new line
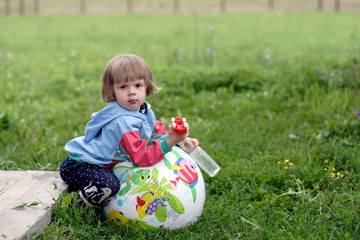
top-left (113, 79), bottom-right (147, 111)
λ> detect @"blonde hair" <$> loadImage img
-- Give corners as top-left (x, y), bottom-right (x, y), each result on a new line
top-left (102, 54), bottom-right (160, 102)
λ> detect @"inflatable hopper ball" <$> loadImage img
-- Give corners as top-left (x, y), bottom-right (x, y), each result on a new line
top-left (103, 146), bottom-right (206, 230)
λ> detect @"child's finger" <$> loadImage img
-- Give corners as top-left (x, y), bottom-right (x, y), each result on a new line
top-left (177, 142), bottom-right (187, 153)
top-left (168, 124), bottom-right (174, 132)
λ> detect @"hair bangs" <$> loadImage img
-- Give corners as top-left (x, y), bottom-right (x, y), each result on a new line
top-left (111, 57), bottom-right (151, 84)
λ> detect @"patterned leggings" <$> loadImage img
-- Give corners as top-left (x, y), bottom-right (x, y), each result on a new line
top-left (59, 156), bottom-right (120, 207)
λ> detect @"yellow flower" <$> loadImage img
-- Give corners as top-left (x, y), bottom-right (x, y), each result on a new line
top-left (277, 161), bottom-right (281, 164)
top-left (324, 168), bottom-right (328, 171)
top-left (332, 168), bottom-right (335, 172)
top-left (341, 175), bottom-right (344, 178)
top-left (331, 173), bottom-right (335, 178)
top-left (289, 163), bottom-right (293, 166)
top-left (284, 166), bottom-right (288, 170)
top-left (324, 160), bottom-right (328, 164)
top-left (337, 172), bottom-right (341, 176)
top-left (285, 159), bottom-right (289, 163)
top-left (315, 186), bottom-right (319, 190)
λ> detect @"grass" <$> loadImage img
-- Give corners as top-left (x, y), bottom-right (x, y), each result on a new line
top-left (1, 11), bottom-right (360, 239)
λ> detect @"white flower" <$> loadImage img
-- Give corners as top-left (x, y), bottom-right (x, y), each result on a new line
top-left (71, 49), bottom-right (78, 57)
top-left (289, 133), bottom-right (299, 139)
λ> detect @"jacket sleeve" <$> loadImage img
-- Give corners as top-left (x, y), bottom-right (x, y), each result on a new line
top-left (120, 130), bottom-right (171, 167)
top-left (154, 120), bottom-right (169, 135)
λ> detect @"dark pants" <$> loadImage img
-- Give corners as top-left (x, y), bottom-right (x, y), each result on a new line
top-left (59, 156), bottom-right (120, 207)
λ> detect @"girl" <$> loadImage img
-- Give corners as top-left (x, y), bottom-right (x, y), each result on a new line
top-left (60, 54), bottom-right (199, 207)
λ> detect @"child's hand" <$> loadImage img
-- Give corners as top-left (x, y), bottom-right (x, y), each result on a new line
top-left (177, 137), bottom-right (199, 153)
top-left (166, 123), bottom-right (189, 149)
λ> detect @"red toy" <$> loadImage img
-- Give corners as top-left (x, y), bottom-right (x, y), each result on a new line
top-left (171, 117), bottom-right (189, 134)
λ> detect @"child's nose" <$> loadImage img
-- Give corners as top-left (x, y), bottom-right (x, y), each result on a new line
top-left (128, 87), bottom-right (136, 94)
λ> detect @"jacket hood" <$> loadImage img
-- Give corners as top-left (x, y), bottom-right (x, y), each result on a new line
top-left (84, 101), bottom-right (144, 141)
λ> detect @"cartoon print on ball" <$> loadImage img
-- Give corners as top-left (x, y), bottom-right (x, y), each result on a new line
top-left (132, 167), bottom-right (185, 222)
top-left (106, 208), bottom-right (157, 230)
top-left (163, 148), bottom-right (199, 203)
top-left (107, 209), bottom-right (129, 226)
top-left (113, 164), bottom-right (151, 196)
top-left (144, 197), bottom-right (168, 215)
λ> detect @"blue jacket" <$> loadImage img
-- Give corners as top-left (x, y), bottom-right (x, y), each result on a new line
top-left (65, 101), bottom-right (171, 167)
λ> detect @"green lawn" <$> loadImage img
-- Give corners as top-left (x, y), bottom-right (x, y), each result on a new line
top-left (1, 12), bottom-right (360, 239)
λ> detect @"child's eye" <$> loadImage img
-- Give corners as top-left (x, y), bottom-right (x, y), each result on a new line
top-left (136, 84), bottom-right (143, 88)
top-left (118, 85), bottom-right (126, 89)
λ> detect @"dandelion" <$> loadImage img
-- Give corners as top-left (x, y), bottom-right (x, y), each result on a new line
top-left (324, 168), bottom-right (328, 171)
top-left (337, 172), bottom-right (341, 176)
top-left (332, 168), bottom-right (335, 172)
top-left (331, 173), bottom-right (336, 178)
top-left (277, 161), bottom-right (281, 164)
top-left (341, 175), bottom-right (344, 178)
top-left (324, 160), bottom-right (328, 164)
top-left (284, 159), bottom-right (289, 163)
top-left (284, 166), bottom-right (288, 170)
top-left (289, 163), bottom-right (293, 166)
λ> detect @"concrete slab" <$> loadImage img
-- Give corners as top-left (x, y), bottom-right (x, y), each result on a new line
top-left (0, 170), bottom-right (67, 240)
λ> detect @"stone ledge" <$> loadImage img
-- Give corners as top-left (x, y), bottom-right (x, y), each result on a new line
top-left (0, 170), bottom-right (67, 240)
